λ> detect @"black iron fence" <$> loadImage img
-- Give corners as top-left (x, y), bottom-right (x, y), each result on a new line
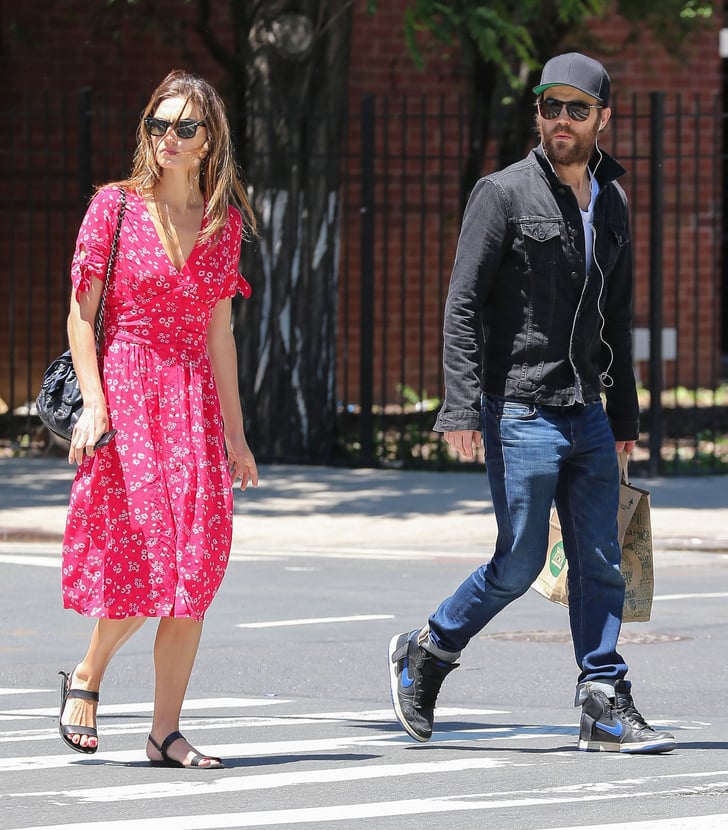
top-left (1, 90), bottom-right (726, 473)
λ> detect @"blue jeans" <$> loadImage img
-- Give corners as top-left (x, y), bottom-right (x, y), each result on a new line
top-left (427, 394), bottom-right (627, 686)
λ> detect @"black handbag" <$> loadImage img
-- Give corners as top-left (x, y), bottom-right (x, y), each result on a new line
top-left (36, 188), bottom-right (126, 444)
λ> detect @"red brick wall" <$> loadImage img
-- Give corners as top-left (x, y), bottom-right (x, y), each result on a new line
top-left (341, 3), bottom-right (722, 405)
top-left (594, 16), bottom-right (722, 389)
top-left (0, 1), bottom-right (722, 414)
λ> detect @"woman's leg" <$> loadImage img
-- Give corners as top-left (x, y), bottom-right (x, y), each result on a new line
top-left (62, 616), bottom-right (147, 749)
top-left (146, 617), bottom-right (218, 767)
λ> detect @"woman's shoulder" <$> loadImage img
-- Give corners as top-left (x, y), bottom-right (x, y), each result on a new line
top-left (94, 184), bottom-right (126, 203)
top-left (86, 184), bottom-right (131, 219)
top-left (212, 203), bottom-right (243, 246)
top-left (225, 203), bottom-right (243, 229)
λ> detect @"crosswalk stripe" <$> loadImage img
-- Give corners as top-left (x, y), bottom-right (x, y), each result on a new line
top-left (550, 818), bottom-right (728, 830)
top-left (1, 692), bottom-right (721, 830)
top-left (5, 795), bottom-right (728, 830)
top-left (0, 696), bottom-right (289, 721)
top-left (7, 756), bottom-right (512, 801)
top-left (0, 688), bottom-right (51, 695)
top-left (15, 766), bottom-right (728, 809)
top-left (0, 723), bottom-right (582, 772)
top-left (0, 705), bottom-right (503, 746)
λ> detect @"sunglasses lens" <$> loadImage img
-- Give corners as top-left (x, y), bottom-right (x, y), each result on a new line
top-left (540, 99), bottom-right (592, 122)
top-left (144, 117), bottom-right (167, 136)
top-left (144, 117), bottom-right (204, 139)
top-left (567, 104), bottom-right (590, 122)
top-left (540, 101), bottom-right (559, 119)
top-left (176, 122), bottom-right (197, 139)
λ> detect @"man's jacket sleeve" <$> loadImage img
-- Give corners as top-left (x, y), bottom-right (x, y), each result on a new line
top-left (433, 178), bottom-right (507, 433)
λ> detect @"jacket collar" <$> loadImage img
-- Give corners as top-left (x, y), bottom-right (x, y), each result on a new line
top-left (532, 142), bottom-right (626, 189)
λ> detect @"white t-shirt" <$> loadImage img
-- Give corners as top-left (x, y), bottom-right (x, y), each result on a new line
top-left (581, 173), bottom-right (600, 274)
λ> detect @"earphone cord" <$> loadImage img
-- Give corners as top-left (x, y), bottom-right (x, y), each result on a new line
top-left (591, 138), bottom-right (614, 388)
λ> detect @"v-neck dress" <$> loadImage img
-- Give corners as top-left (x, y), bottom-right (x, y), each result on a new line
top-left (61, 186), bottom-right (251, 620)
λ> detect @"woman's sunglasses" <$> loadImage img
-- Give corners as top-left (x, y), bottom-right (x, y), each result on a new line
top-left (144, 117), bottom-right (206, 139)
top-left (537, 97), bottom-right (601, 123)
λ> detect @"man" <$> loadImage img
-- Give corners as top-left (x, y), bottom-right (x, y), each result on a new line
top-left (388, 53), bottom-right (675, 754)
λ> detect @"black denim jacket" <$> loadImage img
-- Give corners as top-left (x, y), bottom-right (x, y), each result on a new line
top-left (433, 143), bottom-right (639, 441)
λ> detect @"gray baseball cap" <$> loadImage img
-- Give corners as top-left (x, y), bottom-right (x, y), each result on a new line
top-left (533, 52), bottom-right (610, 105)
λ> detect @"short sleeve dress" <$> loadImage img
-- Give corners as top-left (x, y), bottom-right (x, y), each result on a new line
top-left (61, 186), bottom-right (252, 621)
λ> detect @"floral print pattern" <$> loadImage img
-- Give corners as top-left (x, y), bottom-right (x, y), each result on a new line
top-left (62, 187), bottom-right (250, 620)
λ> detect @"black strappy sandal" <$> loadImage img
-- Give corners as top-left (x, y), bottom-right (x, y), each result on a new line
top-left (148, 730), bottom-right (224, 769)
top-left (58, 669), bottom-right (99, 755)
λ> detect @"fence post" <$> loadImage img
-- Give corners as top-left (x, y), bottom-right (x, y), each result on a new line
top-left (648, 92), bottom-right (665, 476)
top-left (78, 88), bottom-right (93, 208)
top-left (359, 95), bottom-right (375, 466)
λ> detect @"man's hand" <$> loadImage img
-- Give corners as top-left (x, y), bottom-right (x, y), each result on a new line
top-left (615, 440), bottom-right (636, 455)
top-left (444, 430), bottom-right (482, 460)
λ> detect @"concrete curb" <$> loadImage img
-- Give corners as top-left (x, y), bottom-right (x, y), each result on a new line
top-left (2, 526), bottom-right (727, 554)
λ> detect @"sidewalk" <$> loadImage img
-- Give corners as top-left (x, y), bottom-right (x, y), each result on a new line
top-left (0, 456), bottom-right (726, 554)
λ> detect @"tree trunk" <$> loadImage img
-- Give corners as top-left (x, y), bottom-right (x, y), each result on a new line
top-left (459, 15), bottom-right (575, 208)
top-left (233, 2), bottom-right (353, 461)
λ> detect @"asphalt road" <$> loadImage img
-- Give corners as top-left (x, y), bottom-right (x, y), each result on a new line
top-left (1, 542), bottom-right (727, 830)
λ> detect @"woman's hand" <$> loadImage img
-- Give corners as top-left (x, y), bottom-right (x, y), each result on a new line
top-left (68, 402), bottom-right (110, 465)
top-left (226, 435), bottom-right (259, 491)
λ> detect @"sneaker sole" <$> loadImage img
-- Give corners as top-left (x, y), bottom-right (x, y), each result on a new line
top-left (387, 633), bottom-right (430, 743)
top-left (578, 737), bottom-right (677, 754)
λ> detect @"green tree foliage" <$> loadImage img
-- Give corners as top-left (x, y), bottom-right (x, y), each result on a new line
top-left (369, 0), bottom-right (714, 207)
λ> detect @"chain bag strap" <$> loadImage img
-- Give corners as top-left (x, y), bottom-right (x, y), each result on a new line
top-left (95, 186), bottom-right (126, 346)
top-left (36, 187), bottom-right (127, 443)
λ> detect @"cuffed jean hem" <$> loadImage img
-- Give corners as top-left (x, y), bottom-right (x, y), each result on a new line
top-left (418, 625), bottom-right (461, 662)
top-left (574, 679), bottom-right (623, 706)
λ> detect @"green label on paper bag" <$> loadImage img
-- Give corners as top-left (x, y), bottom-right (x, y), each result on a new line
top-left (549, 541), bottom-right (566, 577)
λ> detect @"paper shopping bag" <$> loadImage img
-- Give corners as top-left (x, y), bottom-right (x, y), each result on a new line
top-left (531, 460), bottom-right (654, 622)
top-left (618, 478), bottom-right (654, 622)
top-left (531, 512), bottom-right (570, 607)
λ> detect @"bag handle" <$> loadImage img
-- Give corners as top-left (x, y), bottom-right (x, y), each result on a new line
top-left (618, 450), bottom-right (630, 484)
top-left (95, 187), bottom-right (126, 347)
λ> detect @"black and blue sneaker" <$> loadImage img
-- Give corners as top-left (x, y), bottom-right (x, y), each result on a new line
top-left (388, 629), bottom-right (459, 742)
top-left (578, 680), bottom-right (677, 753)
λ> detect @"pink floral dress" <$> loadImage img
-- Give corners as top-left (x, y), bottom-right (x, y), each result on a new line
top-left (62, 186), bottom-right (251, 621)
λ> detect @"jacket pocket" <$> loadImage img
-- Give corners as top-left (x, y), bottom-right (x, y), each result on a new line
top-left (521, 220), bottom-right (561, 267)
top-left (594, 222), bottom-right (629, 274)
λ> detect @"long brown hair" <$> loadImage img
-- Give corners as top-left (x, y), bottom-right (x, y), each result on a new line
top-left (120, 70), bottom-right (256, 242)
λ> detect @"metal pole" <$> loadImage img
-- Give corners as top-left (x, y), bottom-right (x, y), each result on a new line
top-left (359, 95), bottom-right (375, 466)
top-left (78, 88), bottom-right (93, 208)
top-left (648, 92), bottom-right (665, 476)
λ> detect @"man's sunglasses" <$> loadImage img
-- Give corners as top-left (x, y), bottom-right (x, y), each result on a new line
top-left (538, 97), bottom-right (601, 123)
top-left (144, 117), bottom-right (206, 139)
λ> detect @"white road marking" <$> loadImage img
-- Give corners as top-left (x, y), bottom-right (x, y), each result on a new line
top-left (236, 614), bottom-right (394, 628)
top-left (0, 697), bottom-right (289, 721)
top-left (0, 724), bottom-right (578, 772)
top-left (0, 554), bottom-right (61, 567)
top-left (0, 693), bottom-right (722, 830)
top-left (7, 756), bottom-right (515, 802)
top-left (0, 688), bottom-right (52, 696)
top-left (549, 818), bottom-right (728, 830)
top-left (3, 540), bottom-right (728, 565)
top-left (653, 592), bottom-right (728, 601)
top-left (5, 795), bottom-right (728, 830)
top-left (0, 706), bottom-right (502, 743)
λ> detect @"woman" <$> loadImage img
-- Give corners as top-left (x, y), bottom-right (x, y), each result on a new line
top-left (58, 70), bottom-right (258, 769)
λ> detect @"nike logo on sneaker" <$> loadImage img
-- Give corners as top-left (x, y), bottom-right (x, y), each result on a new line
top-left (596, 720), bottom-right (624, 737)
top-left (401, 662), bottom-right (415, 688)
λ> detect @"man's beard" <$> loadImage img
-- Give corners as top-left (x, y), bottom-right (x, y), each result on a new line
top-left (542, 123), bottom-right (599, 167)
